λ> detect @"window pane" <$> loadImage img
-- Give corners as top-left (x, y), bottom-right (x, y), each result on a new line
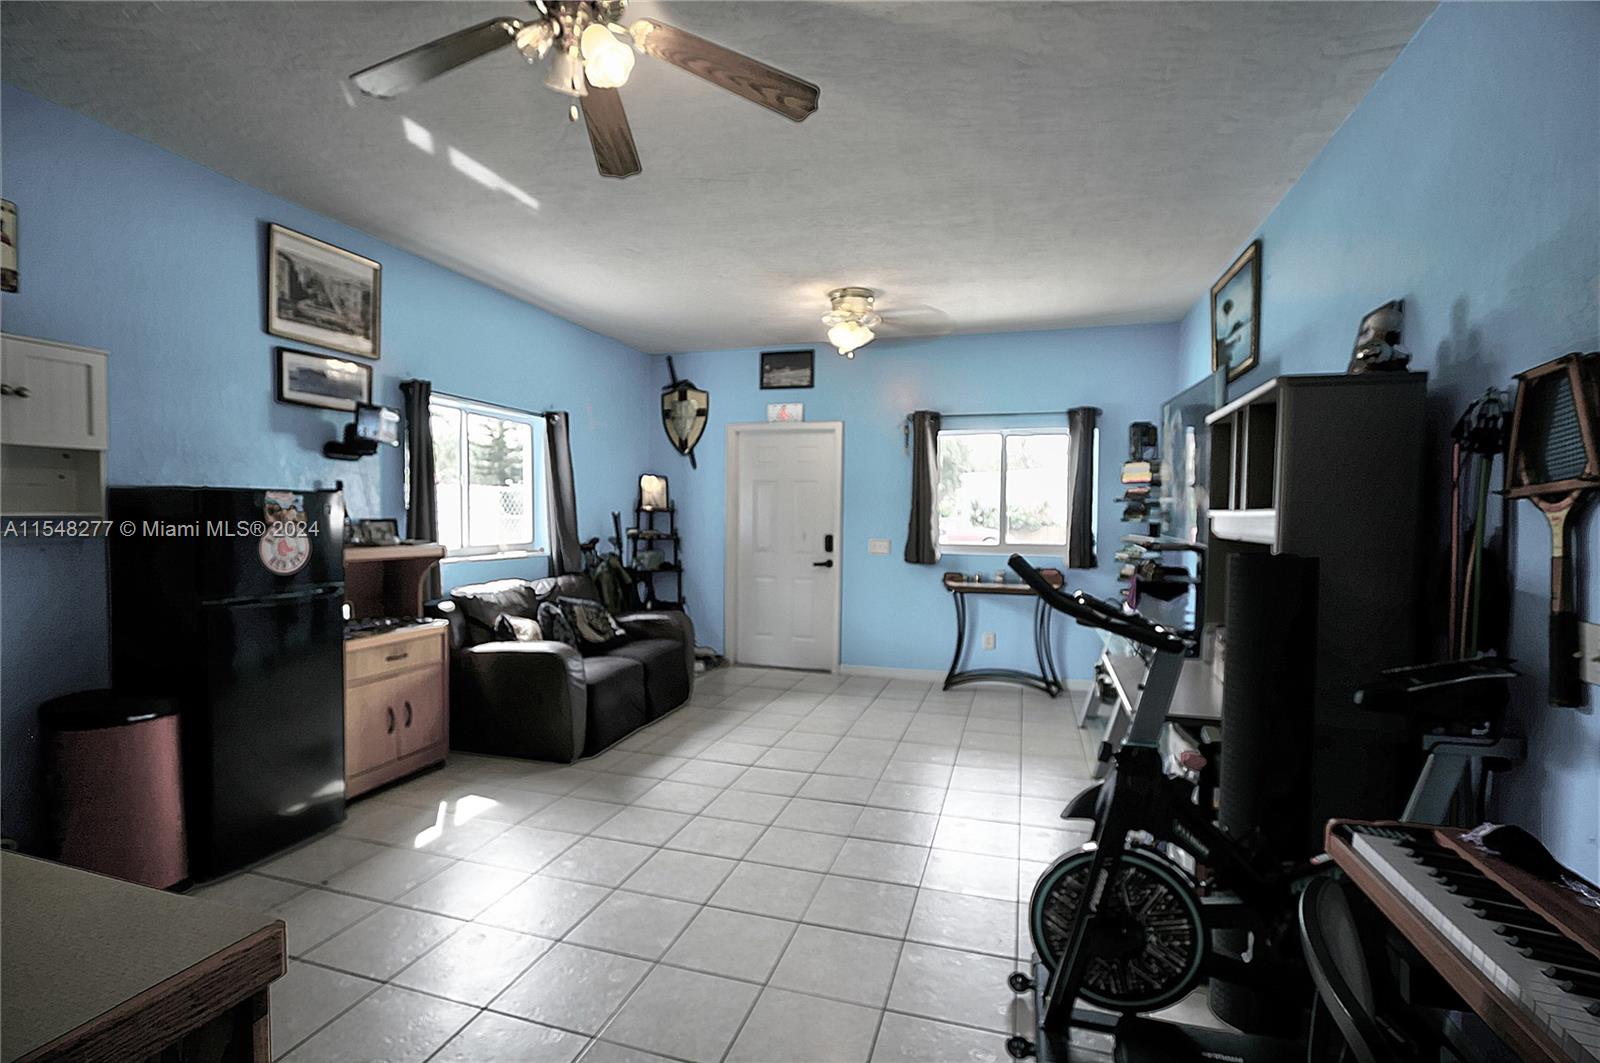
top-left (429, 404), bottom-right (463, 551)
top-left (1006, 433), bottom-right (1069, 545)
top-left (467, 414), bottom-right (534, 547)
top-left (938, 433), bottom-right (1002, 546)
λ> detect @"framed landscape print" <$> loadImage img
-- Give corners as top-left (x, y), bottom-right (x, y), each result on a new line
top-left (276, 347), bottom-right (373, 411)
top-left (1, 199), bottom-right (17, 293)
top-left (267, 224), bottom-right (381, 358)
top-left (1210, 239), bottom-right (1260, 382)
top-left (760, 348), bottom-right (815, 389)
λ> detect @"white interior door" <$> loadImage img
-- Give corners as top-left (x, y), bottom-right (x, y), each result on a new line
top-left (732, 426), bottom-right (841, 671)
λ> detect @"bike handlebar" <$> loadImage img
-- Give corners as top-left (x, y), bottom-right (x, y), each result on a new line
top-left (1007, 554), bottom-right (1191, 656)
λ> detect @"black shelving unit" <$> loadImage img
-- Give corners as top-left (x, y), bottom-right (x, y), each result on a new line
top-left (628, 502), bottom-right (683, 610)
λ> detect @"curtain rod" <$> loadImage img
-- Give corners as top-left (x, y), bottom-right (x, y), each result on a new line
top-left (903, 410), bottom-right (1067, 422)
top-left (431, 388), bottom-right (545, 421)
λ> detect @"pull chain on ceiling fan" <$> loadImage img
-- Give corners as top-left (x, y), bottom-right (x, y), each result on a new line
top-left (349, 0), bottom-right (820, 179)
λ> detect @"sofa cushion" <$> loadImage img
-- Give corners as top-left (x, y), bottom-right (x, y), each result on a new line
top-left (495, 613), bottom-right (543, 642)
top-left (538, 601), bottom-right (579, 649)
top-left (450, 579), bottom-right (549, 646)
top-left (580, 656), bottom-right (648, 755)
top-left (559, 596), bottom-right (628, 653)
top-left (607, 638), bottom-right (692, 719)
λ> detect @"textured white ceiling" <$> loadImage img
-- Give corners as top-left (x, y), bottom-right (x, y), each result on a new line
top-left (2, 1), bottom-right (1432, 353)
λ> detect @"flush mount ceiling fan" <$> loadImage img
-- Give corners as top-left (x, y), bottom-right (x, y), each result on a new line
top-left (349, 0), bottom-right (820, 179)
top-left (822, 287), bottom-right (952, 358)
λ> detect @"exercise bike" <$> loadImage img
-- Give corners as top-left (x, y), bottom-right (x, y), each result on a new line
top-left (1004, 555), bottom-right (1319, 1062)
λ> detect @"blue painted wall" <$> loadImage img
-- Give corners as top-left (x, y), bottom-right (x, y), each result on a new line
top-left (1172, 3), bottom-right (1600, 875)
top-left (649, 325), bottom-right (1181, 682)
top-left (0, 85), bottom-right (655, 847)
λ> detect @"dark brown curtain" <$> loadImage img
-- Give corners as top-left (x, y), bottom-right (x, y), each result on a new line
top-left (545, 410), bottom-right (582, 576)
top-left (400, 379), bottom-right (442, 599)
top-left (904, 410), bottom-right (942, 564)
top-left (1066, 406), bottom-right (1099, 568)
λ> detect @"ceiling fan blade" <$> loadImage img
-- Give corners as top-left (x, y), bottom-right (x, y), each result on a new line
top-left (630, 19), bottom-right (818, 122)
top-left (350, 18), bottom-right (524, 99)
top-left (579, 87), bottom-right (642, 179)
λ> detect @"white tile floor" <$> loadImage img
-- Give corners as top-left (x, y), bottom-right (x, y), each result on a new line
top-left (195, 666), bottom-right (1113, 1063)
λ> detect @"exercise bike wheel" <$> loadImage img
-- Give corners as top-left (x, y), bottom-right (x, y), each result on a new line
top-left (1028, 845), bottom-right (1205, 1014)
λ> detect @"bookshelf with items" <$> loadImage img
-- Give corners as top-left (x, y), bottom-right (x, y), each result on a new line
top-left (1115, 422), bottom-right (1198, 610)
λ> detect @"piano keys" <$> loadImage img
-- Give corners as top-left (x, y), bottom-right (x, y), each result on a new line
top-left (1327, 820), bottom-right (1600, 1063)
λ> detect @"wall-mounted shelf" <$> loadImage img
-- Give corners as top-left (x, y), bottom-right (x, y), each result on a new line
top-left (1208, 509), bottom-right (1278, 547)
top-left (1, 334), bottom-right (109, 518)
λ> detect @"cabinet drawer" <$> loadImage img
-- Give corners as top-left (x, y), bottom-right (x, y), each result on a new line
top-left (347, 629), bottom-right (443, 682)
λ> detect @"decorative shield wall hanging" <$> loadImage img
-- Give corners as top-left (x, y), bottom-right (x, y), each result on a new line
top-left (661, 355), bottom-right (709, 468)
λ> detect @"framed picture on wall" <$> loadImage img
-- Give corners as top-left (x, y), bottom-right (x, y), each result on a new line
top-left (0, 199), bottom-right (17, 293)
top-left (760, 348), bottom-right (814, 389)
top-left (1210, 239), bottom-right (1260, 382)
top-left (266, 224), bottom-right (381, 358)
top-left (276, 347), bottom-right (373, 411)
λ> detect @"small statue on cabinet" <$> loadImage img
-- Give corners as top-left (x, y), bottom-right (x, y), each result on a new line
top-left (1347, 299), bottom-right (1412, 374)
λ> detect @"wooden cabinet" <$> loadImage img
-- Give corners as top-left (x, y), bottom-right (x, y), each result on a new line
top-left (1, 333), bottom-right (109, 516)
top-left (343, 624), bottom-right (448, 798)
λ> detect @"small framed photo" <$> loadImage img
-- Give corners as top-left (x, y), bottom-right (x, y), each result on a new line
top-left (353, 518), bottom-right (401, 546)
top-left (276, 347), bottom-right (373, 411)
top-left (1211, 239), bottom-right (1261, 382)
top-left (267, 224), bottom-right (381, 358)
top-left (639, 473), bottom-right (669, 511)
top-left (760, 348), bottom-right (814, 389)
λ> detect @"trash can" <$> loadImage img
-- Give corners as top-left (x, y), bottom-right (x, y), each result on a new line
top-left (42, 690), bottom-right (187, 889)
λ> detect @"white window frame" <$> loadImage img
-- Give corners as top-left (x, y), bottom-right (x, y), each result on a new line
top-left (936, 426), bottom-right (1075, 556)
top-left (425, 393), bottom-right (547, 562)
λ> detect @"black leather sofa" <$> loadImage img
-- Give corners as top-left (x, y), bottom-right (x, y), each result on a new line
top-left (428, 575), bottom-right (694, 762)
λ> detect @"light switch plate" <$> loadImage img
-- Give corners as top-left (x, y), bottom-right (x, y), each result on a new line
top-left (867, 538), bottom-right (891, 555)
top-left (1581, 621), bottom-right (1600, 686)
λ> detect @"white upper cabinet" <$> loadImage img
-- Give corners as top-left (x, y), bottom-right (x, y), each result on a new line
top-left (1, 334), bottom-right (109, 450)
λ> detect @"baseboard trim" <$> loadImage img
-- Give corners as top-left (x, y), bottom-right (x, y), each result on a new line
top-left (837, 663), bottom-right (1090, 693)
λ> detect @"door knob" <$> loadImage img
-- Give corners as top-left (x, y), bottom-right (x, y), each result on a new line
top-left (813, 559), bottom-right (834, 568)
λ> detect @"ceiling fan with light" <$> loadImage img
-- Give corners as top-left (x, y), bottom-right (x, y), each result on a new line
top-left (349, 0), bottom-right (820, 179)
top-left (821, 287), bottom-right (954, 358)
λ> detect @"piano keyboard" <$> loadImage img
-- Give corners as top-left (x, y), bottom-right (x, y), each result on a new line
top-left (1341, 824), bottom-right (1600, 1062)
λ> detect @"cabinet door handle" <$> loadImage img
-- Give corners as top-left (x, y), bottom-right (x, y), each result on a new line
top-left (404, 701), bottom-right (413, 727)
top-left (0, 384), bottom-right (28, 398)
top-left (386, 706), bottom-right (395, 734)
top-left (384, 651), bottom-right (409, 662)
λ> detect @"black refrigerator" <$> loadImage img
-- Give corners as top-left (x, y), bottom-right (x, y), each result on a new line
top-left (109, 486), bottom-right (346, 879)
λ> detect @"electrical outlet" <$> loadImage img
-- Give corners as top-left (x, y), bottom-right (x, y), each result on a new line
top-left (1581, 621), bottom-right (1600, 686)
top-left (867, 538), bottom-right (891, 555)
top-left (982, 632), bottom-right (996, 651)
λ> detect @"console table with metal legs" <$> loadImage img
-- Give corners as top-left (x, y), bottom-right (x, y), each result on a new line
top-left (941, 569), bottom-right (1065, 697)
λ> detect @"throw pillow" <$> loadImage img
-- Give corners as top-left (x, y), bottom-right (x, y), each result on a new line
top-left (495, 613), bottom-right (543, 642)
top-left (558, 596), bottom-right (628, 650)
top-left (537, 601), bottom-right (579, 649)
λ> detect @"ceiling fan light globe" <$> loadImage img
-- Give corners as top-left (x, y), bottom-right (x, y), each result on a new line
top-left (828, 320), bottom-right (874, 356)
top-left (581, 23), bottom-right (635, 88)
